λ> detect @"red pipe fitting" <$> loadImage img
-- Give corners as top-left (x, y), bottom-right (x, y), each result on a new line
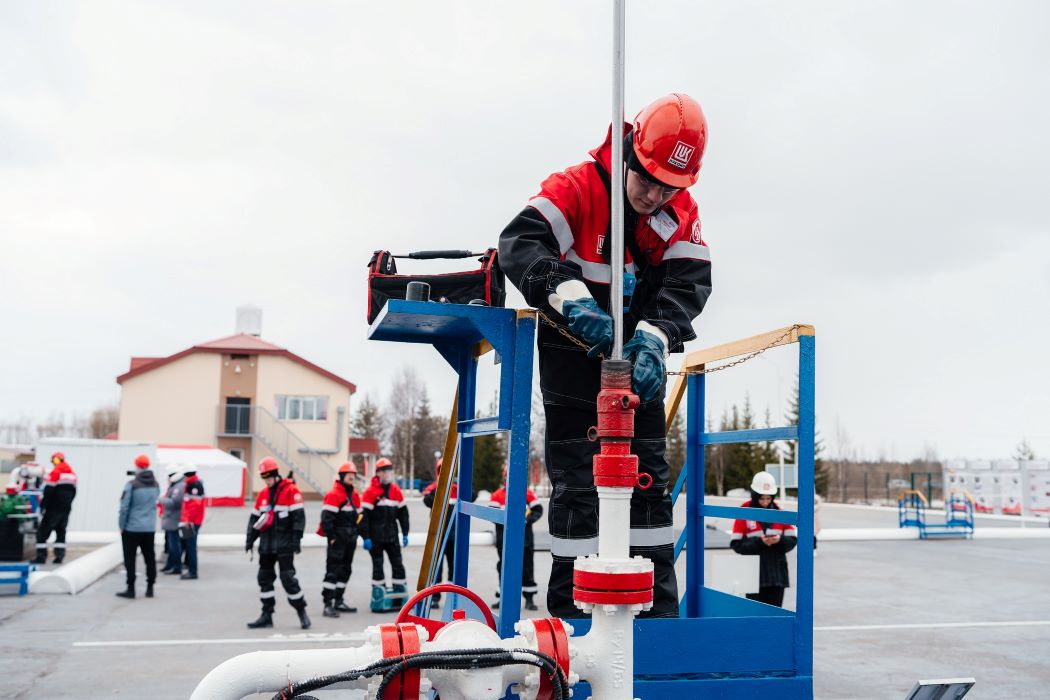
top-left (531, 618), bottom-right (572, 700)
top-left (572, 568), bottom-right (655, 606)
top-left (591, 360), bottom-right (641, 487)
top-left (378, 623), bottom-right (422, 699)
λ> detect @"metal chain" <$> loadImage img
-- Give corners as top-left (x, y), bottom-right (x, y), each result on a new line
top-left (536, 310), bottom-right (800, 377)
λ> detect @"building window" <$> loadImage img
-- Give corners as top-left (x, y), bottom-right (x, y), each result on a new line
top-left (276, 395), bottom-right (328, 421)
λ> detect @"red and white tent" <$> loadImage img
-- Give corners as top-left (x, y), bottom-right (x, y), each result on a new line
top-left (156, 445), bottom-right (247, 507)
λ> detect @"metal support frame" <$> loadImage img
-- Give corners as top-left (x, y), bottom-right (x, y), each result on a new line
top-left (368, 300), bottom-right (536, 638)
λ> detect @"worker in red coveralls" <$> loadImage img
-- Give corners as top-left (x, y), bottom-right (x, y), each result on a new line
top-left (360, 458), bottom-right (410, 599)
top-left (245, 457), bottom-right (310, 630)
top-left (318, 461), bottom-right (362, 618)
top-left (490, 466), bottom-right (543, 611)
top-left (179, 469), bottom-right (205, 580)
top-left (498, 94), bottom-right (712, 618)
top-left (34, 452), bottom-right (78, 564)
top-left (730, 471), bottom-right (798, 608)
top-left (421, 458), bottom-right (457, 609)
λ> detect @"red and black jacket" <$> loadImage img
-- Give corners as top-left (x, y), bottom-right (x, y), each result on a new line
top-left (491, 486), bottom-right (543, 549)
top-left (360, 476), bottom-right (409, 544)
top-left (42, 462), bottom-right (77, 513)
top-left (498, 124), bottom-right (713, 355)
top-left (318, 480), bottom-right (361, 542)
top-left (730, 498), bottom-right (798, 588)
top-left (246, 478), bottom-right (306, 555)
top-left (180, 474), bottom-right (206, 526)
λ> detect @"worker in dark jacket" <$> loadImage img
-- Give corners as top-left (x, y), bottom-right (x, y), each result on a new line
top-left (245, 457), bottom-right (310, 630)
top-left (498, 93), bottom-right (712, 618)
top-left (116, 454), bottom-right (160, 599)
top-left (421, 458), bottom-right (458, 608)
top-left (490, 466), bottom-right (544, 611)
top-left (730, 471), bottom-right (798, 608)
top-left (159, 469), bottom-right (185, 575)
top-left (360, 458), bottom-right (410, 598)
top-left (319, 462), bottom-right (362, 618)
top-left (34, 452), bottom-right (78, 564)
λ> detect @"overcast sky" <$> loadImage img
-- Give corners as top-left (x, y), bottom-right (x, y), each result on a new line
top-left (1, 1), bottom-right (1047, 461)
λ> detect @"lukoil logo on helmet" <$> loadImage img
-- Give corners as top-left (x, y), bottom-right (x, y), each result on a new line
top-left (668, 141), bottom-right (695, 169)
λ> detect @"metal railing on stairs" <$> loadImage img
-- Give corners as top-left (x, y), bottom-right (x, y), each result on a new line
top-left (216, 404), bottom-right (337, 495)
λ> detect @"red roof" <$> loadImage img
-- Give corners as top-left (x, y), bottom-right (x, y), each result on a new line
top-left (348, 437), bottom-right (381, 455)
top-left (117, 333), bottom-right (356, 392)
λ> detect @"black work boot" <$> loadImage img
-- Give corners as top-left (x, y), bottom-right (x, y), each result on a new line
top-left (297, 607), bottom-right (312, 630)
top-left (334, 598), bottom-right (357, 613)
top-left (145, 583), bottom-right (154, 598)
top-left (523, 593), bottom-right (538, 611)
top-left (52, 555), bottom-right (64, 565)
top-left (323, 603), bottom-right (339, 618)
top-left (246, 611), bottom-right (273, 629)
top-left (32, 551), bottom-right (47, 565)
top-left (115, 586), bottom-right (135, 599)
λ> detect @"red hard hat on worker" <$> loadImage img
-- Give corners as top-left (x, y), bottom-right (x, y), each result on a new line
top-left (375, 458), bottom-right (393, 471)
top-left (257, 456), bottom-right (281, 477)
top-left (51, 452), bottom-right (65, 463)
top-left (337, 461), bottom-right (358, 475)
top-left (632, 93), bottom-right (707, 189)
top-left (134, 454), bottom-right (150, 469)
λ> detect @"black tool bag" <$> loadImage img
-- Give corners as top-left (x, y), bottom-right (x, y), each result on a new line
top-left (366, 248), bottom-right (506, 324)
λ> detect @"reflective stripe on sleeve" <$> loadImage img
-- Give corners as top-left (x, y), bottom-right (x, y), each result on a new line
top-left (288, 503), bottom-right (304, 511)
top-left (321, 505), bottom-right (339, 513)
top-left (550, 536), bottom-right (599, 558)
top-left (662, 240), bottom-right (711, 262)
top-left (565, 249), bottom-right (611, 284)
top-left (528, 196), bottom-right (574, 254)
top-left (361, 502), bottom-right (374, 510)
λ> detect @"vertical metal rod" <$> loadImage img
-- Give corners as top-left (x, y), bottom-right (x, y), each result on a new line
top-left (609, 0), bottom-right (625, 360)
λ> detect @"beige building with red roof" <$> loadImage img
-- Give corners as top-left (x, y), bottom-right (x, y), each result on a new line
top-left (116, 312), bottom-right (356, 497)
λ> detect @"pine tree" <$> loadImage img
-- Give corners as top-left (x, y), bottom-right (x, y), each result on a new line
top-left (411, 390), bottom-right (447, 482)
top-left (783, 377), bottom-right (828, 495)
top-left (351, 393), bottom-right (385, 440)
top-left (473, 434), bottom-right (505, 493)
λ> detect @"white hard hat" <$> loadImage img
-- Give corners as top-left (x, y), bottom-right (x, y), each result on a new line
top-left (750, 471), bottom-right (777, 496)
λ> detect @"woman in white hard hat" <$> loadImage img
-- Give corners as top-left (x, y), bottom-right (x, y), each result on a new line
top-left (729, 471), bottom-right (798, 607)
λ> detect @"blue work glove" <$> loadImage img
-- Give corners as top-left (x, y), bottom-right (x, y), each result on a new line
top-left (362, 538), bottom-right (372, 551)
top-left (562, 298), bottom-right (613, 358)
top-left (402, 535), bottom-right (409, 547)
top-left (624, 329), bottom-right (666, 402)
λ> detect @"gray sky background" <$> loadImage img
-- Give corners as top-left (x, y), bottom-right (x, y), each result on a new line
top-left (1, 1), bottom-right (1048, 461)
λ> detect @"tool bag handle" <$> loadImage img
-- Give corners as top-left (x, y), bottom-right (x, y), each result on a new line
top-left (393, 250), bottom-right (483, 260)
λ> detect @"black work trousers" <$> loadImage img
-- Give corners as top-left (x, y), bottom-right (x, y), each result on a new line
top-left (258, 551), bottom-right (306, 612)
top-left (540, 335), bottom-right (679, 619)
top-left (36, 507), bottom-right (70, 560)
top-left (747, 586), bottom-right (786, 608)
top-left (322, 538), bottom-right (357, 604)
top-left (121, 531), bottom-right (156, 587)
top-left (369, 541), bottom-right (406, 585)
top-left (496, 536), bottom-right (538, 597)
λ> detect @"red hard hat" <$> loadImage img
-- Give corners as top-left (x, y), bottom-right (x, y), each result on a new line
top-left (338, 461), bottom-right (358, 475)
top-left (51, 452), bottom-right (65, 462)
top-left (257, 457), bottom-right (281, 476)
top-left (632, 93), bottom-right (708, 189)
top-left (134, 454), bottom-right (150, 469)
top-left (375, 458), bottom-right (393, 471)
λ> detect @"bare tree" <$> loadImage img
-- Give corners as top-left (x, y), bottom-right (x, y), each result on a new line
top-left (387, 366), bottom-right (424, 492)
top-left (1014, 438), bottom-right (1036, 461)
top-left (88, 405), bottom-right (120, 438)
top-left (0, 417), bottom-right (33, 444)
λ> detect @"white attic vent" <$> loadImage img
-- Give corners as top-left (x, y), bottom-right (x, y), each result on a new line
top-left (236, 305), bottom-right (263, 337)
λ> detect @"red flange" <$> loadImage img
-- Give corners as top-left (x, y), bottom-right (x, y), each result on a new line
top-left (531, 618), bottom-right (571, 700)
top-left (378, 623), bottom-right (422, 699)
top-left (572, 587), bottom-right (654, 605)
top-left (574, 569), bottom-right (654, 591)
top-left (573, 568), bottom-right (654, 606)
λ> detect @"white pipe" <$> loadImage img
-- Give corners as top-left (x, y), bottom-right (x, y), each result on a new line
top-left (190, 643), bottom-right (383, 700)
top-left (597, 487), bottom-right (632, 559)
top-left (571, 605), bottom-right (636, 700)
top-left (55, 531), bottom-right (496, 547)
top-left (609, 0), bottom-right (625, 360)
top-left (30, 541), bottom-right (122, 595)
